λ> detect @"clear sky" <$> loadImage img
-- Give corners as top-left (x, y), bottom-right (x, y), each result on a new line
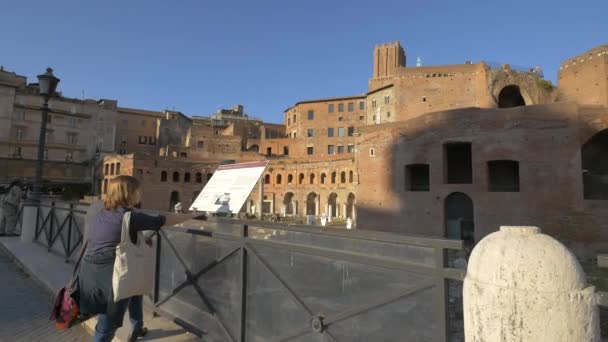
top-left (1, 0), bottom-right (606, 123)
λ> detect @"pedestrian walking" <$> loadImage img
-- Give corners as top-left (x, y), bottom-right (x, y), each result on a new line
top-left (78, 176), bottom-right (191, 342)
top-left (0, 180), bottom-right (23, 237)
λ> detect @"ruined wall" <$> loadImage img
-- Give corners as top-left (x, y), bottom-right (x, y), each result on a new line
top-left (558, 45), bottom-right (608, 106)
top-left (356, 103), bottom-right (608, 258)
top-left (158, 112), bottom-right (192, 149)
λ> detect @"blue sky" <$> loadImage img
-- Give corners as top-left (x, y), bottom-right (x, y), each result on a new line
top-left (1, 0), bottom-right (605, 123)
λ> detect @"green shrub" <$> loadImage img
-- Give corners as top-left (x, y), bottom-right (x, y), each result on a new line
top-left (537, 79), bottom-right (555, 90)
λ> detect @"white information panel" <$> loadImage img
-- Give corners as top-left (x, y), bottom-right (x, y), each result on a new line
top-left (189, 161), bottom-right (268, 213)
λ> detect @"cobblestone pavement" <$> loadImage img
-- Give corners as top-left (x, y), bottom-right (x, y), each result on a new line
top-left (0, 247), bottom-right (90, 342)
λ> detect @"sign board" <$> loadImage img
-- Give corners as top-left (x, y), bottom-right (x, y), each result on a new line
top-left (189, 161), bottom-right (268, 213)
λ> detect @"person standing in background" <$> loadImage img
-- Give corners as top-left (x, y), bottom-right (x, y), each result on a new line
top-left (0, 180), bottom-right (23, 237)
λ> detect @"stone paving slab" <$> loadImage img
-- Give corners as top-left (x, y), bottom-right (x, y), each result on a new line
top-left (0, 242), bottom-right (90, 342)
top-left (0, 237), bottom-right (199, 342)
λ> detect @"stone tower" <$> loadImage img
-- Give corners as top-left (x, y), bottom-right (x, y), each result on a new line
top-left (372, 41), bottom-right (406, 79)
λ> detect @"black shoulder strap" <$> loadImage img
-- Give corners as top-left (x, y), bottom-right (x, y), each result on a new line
top-left (69, 240), bottom-right (88, 287)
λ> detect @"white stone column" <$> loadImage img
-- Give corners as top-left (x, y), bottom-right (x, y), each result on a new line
top-left (20, 205), bottom-right (38, 243)
top-left (464, 226), bottom-right (600, 342)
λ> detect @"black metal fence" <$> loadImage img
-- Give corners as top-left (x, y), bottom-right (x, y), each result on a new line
top-left (12, 200), bottom-right (606, 340)
top-left (16, 200), bottom-right (86, 263)
top-left (151, 218), bottom-right (466, 342)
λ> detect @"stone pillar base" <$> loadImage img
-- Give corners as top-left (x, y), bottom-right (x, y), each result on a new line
top-left (20, 205), bottom-right (38, 243)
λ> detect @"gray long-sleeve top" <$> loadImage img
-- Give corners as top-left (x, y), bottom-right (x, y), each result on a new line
top-left (86, 206), bottom-right (166, 255)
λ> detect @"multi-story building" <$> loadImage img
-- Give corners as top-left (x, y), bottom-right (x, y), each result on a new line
top-left (252, 42), bottom-right (608, 259)
top-left (3, 41), bottom-right (608, 258)
top-left (0, 67), bottom-right (117, 191)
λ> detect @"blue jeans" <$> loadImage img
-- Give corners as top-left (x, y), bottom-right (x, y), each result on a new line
top-left (93, 296), bottom-right (144, 342)
top-left (128, 295), bottom-right (144, 333)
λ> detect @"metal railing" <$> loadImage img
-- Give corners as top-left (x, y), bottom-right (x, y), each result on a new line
top-left (151, 218), bottom-right (466, 342)
top-left (16, 200), bottom-right (87, 263)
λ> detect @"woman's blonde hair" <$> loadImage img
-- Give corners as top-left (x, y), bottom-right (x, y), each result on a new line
top-left (104, 175), bottom-right (141, 210)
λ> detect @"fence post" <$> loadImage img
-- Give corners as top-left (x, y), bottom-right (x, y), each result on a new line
top-left (66, 204), bottom-right (73, 263)
top-left (463, 226), bottom-right (600, 341)
top-left (240, 224), bottom-right (249, 342)
top-left (20, 204), bottom-right (38, 243)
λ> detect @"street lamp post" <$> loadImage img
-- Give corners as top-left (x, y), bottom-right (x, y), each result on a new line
top-left (29, 68), bottom-right (60, 204)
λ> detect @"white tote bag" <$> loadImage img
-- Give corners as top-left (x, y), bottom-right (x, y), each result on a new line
top-left (112, 211), bottom-right (154, 301)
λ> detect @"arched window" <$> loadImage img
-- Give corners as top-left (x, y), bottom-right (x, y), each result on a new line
top-left (287, 174), bottom-right (293, 184)
top-left (184, 172), bottom-right (191, 183)
top-left (161, 171), bottom-right (167, 182)
top-left (340, 171), bottom-right (346, 183)
top-left (110, 163), bottom-right (115, 175)
top-left (582, 129), bottom-right (608, 199)
top-left (104, 164), bottom-right (109, 176)
top-left (331, 172), bottom-right (337, 184)
top-left (321, 173), bottom-right (326, 184)
top-left (276, 174), bottom-right (282, 184)
top-left (349, 170), bottom-right (354, 183)
top-left (195, 172), bottom-right (202, 183)
top-left (173, 171), bottom-right (180, 182)
top-left (116, 163), bottom-right (121, 175)
top-left (264, 174), bottom-right (271, 184)
top-left (445, 192), bottom-right (475, 247)
top-left (498, 85), bottom-right (526, 108)
top-left (299, 173), bottom-right (305, 184)
top-left (309, 173), bottom-right (315, 184)
top-left (207, 173), bottom-right (213, 182)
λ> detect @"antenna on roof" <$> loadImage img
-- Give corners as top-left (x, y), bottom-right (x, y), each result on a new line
top-left (416, 57), bottom-right (422, 67)
top-left (81, 89), bottom-right (85, 100)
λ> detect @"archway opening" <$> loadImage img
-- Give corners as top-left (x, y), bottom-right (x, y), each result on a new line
top-left (284, 192), bottom-right (295, 215)
top-left (248, 144), bottom-right (260, 153)
top-left (444, 192), bottom-right (474, 246)
top-left (498, 85), bottom-right (526, 108)
top-left (346, 193), bottom-right (355, 219)
top-left (328, 193), bottom-right (338, 218)
top-left (582, 129), bottom-right (608, 199)
top-left (306, 192), bottom-right (317, 215)
top-left (169, 191), bottom-right (180, 212)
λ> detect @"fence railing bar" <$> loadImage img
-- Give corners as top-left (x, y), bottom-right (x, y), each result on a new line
top-left (154, 246), bottom-right (241, 307)
top-left (246, 243), bottom-right (314, 316)
top-left (436, 247), bottom-right (449, 342)
top-left (35, 207), bottom-right (43, 240)
top-left (66, 209), bottom-right (73, 262)
top-left (323, 331), bottom-right (338, 342)
top-left (239, 244), bottom-right (248, 342)
top-left (245, 223), bottom-right (463, 250)
top-left (156, 229), bottom-right (237, 342)
top-left (49, 210), bottom-right (70, 253)
top-left (324, 280), bottom-right (436, 327)
top-left (277, 330), bottom-right (311, 342)
top-left (247, 237), bottom-right (441, 277)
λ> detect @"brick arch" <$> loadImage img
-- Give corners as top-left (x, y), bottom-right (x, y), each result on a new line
top-left (489, 67), bottom-right (545, 107)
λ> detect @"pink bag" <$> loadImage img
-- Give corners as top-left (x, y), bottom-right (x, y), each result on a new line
top-left (49, 241), bottom-right (89, 330)
top-left (50, 287), bottom-right (80, 330)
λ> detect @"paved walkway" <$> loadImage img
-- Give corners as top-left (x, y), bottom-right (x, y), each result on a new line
top-left (0, 246), bottom-right (90, 342)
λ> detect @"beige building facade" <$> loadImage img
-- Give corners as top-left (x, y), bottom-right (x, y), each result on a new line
top-left (0, 68), bottom-right (117, 191)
